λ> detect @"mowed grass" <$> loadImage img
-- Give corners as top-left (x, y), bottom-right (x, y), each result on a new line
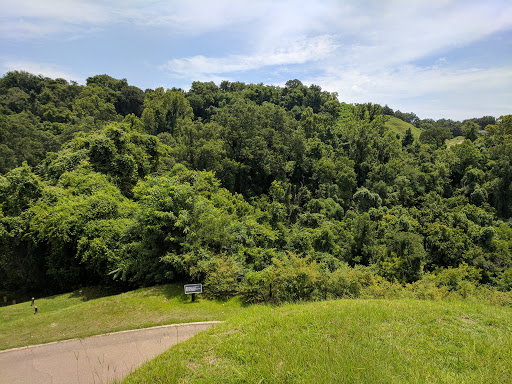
top-left (385, 116), bottom-right (422, 139)
top-left (122, 299), bottom-right (512, 384)
top-left (3, 287), bottom-right (511, 383)
top-left (447, 136), bottom-right (466, 147)
top-left (0, 284), bottom-right (243, 350)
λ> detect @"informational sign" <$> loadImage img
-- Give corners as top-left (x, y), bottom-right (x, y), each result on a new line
top-left (184, 284), bottom-right (202, 294)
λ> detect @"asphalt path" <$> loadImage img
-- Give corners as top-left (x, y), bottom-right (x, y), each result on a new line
top-left (0, 321), bottom-right (221, 384)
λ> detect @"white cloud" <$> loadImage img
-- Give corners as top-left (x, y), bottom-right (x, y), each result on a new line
top-left (0, 60), bottom-right (83, 83)
top-left (161, 35), bottom-right (338, 77)
top-left (292, 1), bottom-right (512, 76)
top-left (295, 1), bottom-right (512, 120)
top-left (155, 1), bottom-right (512, 77)
top-left (0, 20), bottom-right (62, 40)
top-left (0, 0), bottom-right (285, 39)
top-left (0, 0), bottom-right (111, 39)
top-left (0, 0), bottom-right (340, 40)
top-left (0, 0), bottom-right (109, 23)
top-left (4, 0), bottom-right (511, 57)
top-left (153, 0), bottom-right (512, 119)
top-left (1, 0), bottom-right (511, 120)
top-left (309, 64), bottom-right (512, 120)
top-left (121, 0), bottom-right (269, 31)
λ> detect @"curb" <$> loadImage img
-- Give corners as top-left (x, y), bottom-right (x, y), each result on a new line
top-left (0, 321), bottom-right (223, 354)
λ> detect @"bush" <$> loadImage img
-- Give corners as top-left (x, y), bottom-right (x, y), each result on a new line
top-left (203, 255), bottom-right (244, 300)
top-left (406, 279), bottom-right (445, 301)
top-left (327, 264), bottom-right (364, 298)
top-left (430, 263), bottom-right (481, 291)
top-left (499, 268), bottom-right (512, 291)
top-left (362, 279), bottom-right (406, 299)
top-left (270, 253), bottom-right (325, 302)
top-left (241, 252), bottom-right (325, 304)
top-left (239, 269), bottom-right (274, 304)
top-left (487, 289), bottom-right (512, 307)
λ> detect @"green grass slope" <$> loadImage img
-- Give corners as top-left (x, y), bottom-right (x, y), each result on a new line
top-left (385, 116), bottom-right (422, 139)
top-left (0, 285), bottom-right (243, 350)
top-left (122, 299), bottom-right (512, 384)
top-left (446, 136), bottom-right (466, 147)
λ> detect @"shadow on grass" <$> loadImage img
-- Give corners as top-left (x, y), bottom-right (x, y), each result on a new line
top-left (0, 289), bottom-right (34, 307)
top-left (152, 284), bottom-right (197, 304)
top-left (68, 285), bottom-right (126, 301)
top-left (151, 284), bottom-right (237, 306)
top-left (0, 285), bottom-right (128, 307)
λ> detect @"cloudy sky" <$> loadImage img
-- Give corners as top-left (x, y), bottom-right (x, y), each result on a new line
top-left (1, 0), bottom-right (511, 120)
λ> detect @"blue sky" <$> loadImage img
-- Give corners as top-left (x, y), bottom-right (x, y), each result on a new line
top-left (1, 0), bottom-right (511, 121)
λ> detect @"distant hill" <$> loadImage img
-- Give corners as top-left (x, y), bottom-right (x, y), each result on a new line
top-left (385, 116), bottom-right (421, 139)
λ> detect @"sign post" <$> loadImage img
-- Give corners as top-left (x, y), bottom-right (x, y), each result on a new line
top-left (184, 284), bottom-right (202, 302)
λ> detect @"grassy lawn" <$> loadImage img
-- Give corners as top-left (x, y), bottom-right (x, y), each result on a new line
top-left (385, 116), bottom-right (422, 139)
top-left (447, 136), bottom-right (465, 147)
top-left (121, 299), bottom-right (512, 384)
top-left (3, 285), bottom-right (512, 383)
top-left (0, 284), bottom-right (243, 350)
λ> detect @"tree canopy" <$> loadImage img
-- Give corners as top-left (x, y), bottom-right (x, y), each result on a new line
top-left (1, 70), bottom-right (510, 301)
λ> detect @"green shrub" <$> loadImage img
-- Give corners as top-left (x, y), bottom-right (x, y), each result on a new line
top-left (270, 252), bottom-right (325, 303)
top-left (327, 264), bottom-right (363, 298)
top-left (406, 279), bottom-right (445, 300)
top-left (499, 268), bottom-right (512, 291)
top-left (239, 269), bottom-right (274, 304)
top-left (240, 252), bottom-right (326, 304)
top-left (487, 289), bottom-right (512, 307)
top-left (430, 263), bottom-right (481, 291)
top-left (362, 279), bottom-right (405, 299)
top-left (203, 255), bottom-right (244, 300)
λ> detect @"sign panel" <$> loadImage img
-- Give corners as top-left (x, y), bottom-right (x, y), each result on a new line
top-left (184, 284), bottom-right (202, 294)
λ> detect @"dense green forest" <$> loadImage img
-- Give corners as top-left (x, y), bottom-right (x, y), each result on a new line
top-left (0, 71), bottom-right (511, 301)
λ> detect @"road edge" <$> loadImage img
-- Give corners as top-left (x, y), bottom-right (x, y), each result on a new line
top-left (0, 321), bottom-right (224, 354)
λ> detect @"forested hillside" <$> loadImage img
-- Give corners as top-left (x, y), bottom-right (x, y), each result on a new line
top-left (1, 71), bottom-right (511, 300)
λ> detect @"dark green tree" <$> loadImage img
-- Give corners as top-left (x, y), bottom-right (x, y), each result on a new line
top-left (402, 127), bottom-right (414, 146)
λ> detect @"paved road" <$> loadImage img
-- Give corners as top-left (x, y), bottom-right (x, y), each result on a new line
top-left (0, 321), bottom-right (221, 384)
